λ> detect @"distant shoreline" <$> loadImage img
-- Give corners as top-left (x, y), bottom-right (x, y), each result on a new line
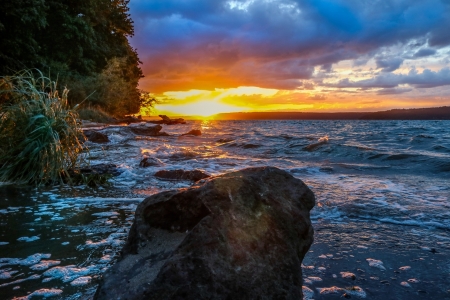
top-left (150, 106), bottom-right (450, 120)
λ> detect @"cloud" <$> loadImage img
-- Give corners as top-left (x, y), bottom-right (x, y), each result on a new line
top-left (329, 68), bottom-right (450, 89)
top-left (376, 88), bottom-right (413, 95)
top-left (412, 48), bottom-right (437, 58)
top-left (129, 0), bottom-right (450, 94)
top-left (308, 94), bottom-right (327, 100)
top-left (375, 57), bottom-right (404, 72)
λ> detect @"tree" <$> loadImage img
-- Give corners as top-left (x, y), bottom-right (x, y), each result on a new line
top-left (0, 0), bottom-right (143, 116)
top-left (0, 0), bottom-right (47, 74)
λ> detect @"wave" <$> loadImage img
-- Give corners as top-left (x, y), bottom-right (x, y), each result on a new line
top-left (433, 145), bottom-right (450, 152)
top-left (303, 135), bottom-right (329, 152)
top-left (384, 153), bottom-right (420, 160)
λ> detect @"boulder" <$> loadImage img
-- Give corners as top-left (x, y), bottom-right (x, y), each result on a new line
top-left (139, 157), bottom-right (165, 168)
top-left (154, 169), bottom-right (210, 182)
top-left (181, 129), bottom-right (201, 136)
top-left (94, 166), bottom-right (315, 300)
top-left (83, 130), bottom-right (109, 143)
top-left (129, 123), bottom-right (164, 136)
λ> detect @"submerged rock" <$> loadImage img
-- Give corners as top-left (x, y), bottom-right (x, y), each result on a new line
top-left (154, 169), bottom-right (210, 182)
top-left (139, 157), bottom-right (165, 168)
top-left (72, 164), bottom-right (122, 177)
top-left (129, 123), bottom-right (164, 136)
top-left (181, 129), bottom-right (201, 136)
top-left (95, 166), bottom-right (315, 300)
top-left (216, 138), bottom-right (234, 143)
top-left (83, 130), bottom-right (109, 143)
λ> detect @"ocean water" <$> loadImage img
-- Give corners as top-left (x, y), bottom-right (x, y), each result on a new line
top-left (1, 120), bottom-right (449, 299)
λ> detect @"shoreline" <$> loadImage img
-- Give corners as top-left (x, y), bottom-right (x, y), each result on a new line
top-left (303, 221), bottom-right (450, 299)
top-left (1, 119), bottom-right (449, 299)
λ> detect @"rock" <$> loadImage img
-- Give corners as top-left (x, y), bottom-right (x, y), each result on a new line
top-left (129, 123), bottom-right (164, 136)
top-left (65, 164), bottom-right (122, 186)
top-left (154, 169), bottom-right (210, 181)
top-left (157, 131), bottom-right (170, 136)
top-left (181, 129), bottom-right (201, 136)
top-left (147, 115), bottom-right (186, 125)
top-left (94, 166), bottom-right (315, 300)
top-left (139, 157), bottom-right (165, 168)
top-left (77, 163), bottom-right (122, 176)
top-left (216, 138), bottom-right (234, 143)
top-left (83, 130), bottom-right (109, 143)
top-left (159, 115), bottom-right (186, 125)
top-left (115, 115), bottom-right (142, 124)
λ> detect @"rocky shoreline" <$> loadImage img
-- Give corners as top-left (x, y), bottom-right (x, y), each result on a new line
top-left (77, 119), bottom-right (450, 300)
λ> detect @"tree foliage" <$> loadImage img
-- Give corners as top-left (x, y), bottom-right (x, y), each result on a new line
top-left (0, 0), bottom-right (143, 116)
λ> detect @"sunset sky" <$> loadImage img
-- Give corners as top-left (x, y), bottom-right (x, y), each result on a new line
top-left (129, 0), bottom-right (450, 116)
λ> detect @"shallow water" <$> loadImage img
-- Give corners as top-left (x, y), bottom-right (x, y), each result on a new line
top-left (1, 120), bottom-right (449, 299)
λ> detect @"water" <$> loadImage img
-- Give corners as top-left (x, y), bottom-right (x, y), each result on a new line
top-left (1, 120), bottom-right (449, 299)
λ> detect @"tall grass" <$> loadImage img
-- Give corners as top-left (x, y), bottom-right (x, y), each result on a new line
top-left (0, 70), bottom-right (86, 184)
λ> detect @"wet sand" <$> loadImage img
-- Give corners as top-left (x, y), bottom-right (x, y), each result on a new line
top-left (302, 221), bottom-right (450, 299)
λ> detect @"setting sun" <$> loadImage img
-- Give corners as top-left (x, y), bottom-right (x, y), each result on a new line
top-left (154, 100), bottom-right (243, 117)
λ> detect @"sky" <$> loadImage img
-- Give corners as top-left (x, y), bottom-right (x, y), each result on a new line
top-left (129, 0), bottom-right (450, 116)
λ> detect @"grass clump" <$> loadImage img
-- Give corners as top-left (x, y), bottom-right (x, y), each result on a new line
top-left (0, 70), bottom-right (86, 185)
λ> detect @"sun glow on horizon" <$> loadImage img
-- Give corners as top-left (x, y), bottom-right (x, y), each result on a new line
top-left (138, 83), bottom-right (444, 118)
top-left (154, 100), bottom-right (244, 117)
top-left (143, 86), bottom-right (281, 117)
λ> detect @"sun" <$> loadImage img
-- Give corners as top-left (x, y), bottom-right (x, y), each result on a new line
top-left (155, 100), bottom-right (243, 117)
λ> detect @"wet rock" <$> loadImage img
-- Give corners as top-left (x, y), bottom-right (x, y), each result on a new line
top-left (76, 164), bottom-right (121, 177)
top-left (139, 157), bottom-right (164, 168)
top-left (115, 115), bottom-right (142, 124)
top-left (129, 123), bottom-right (164, 136)
top-left (154, 169), bottom-right (210, 182)
top-left (216, 138), bottom-right (234, 143)
top-left (157, 115), bottom-right (186, 125)
top-left (157, 131), bottom-right (170, 136)
top-left (83, 130), bottom-right (109, 143)
top-left (181, 129), bottom-right (201, 136)
top-left (160, 114), bottom-right (186, 125)
top-left (65, 164), bottom-right (122, 186)
top-left (95, 166), bottom-right (315, 300)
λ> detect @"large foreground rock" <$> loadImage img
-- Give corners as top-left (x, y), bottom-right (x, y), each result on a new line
top-left (95, 166), bottom-right (315, 300)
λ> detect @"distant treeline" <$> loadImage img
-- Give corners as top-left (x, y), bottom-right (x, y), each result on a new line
top-left (0, 0), bottom-right (143, 116)
top-left (359, 107), bottom-right (450, 120)
top-left (215, 107), bottom-right (450, 120)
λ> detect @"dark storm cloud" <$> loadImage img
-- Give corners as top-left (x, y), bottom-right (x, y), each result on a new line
top-left (412, 48), bottom-right (437, 58)
top-left (375, 57), bottom-right (404, 72)
top-left (129, 0), bottom-right (450, 92)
